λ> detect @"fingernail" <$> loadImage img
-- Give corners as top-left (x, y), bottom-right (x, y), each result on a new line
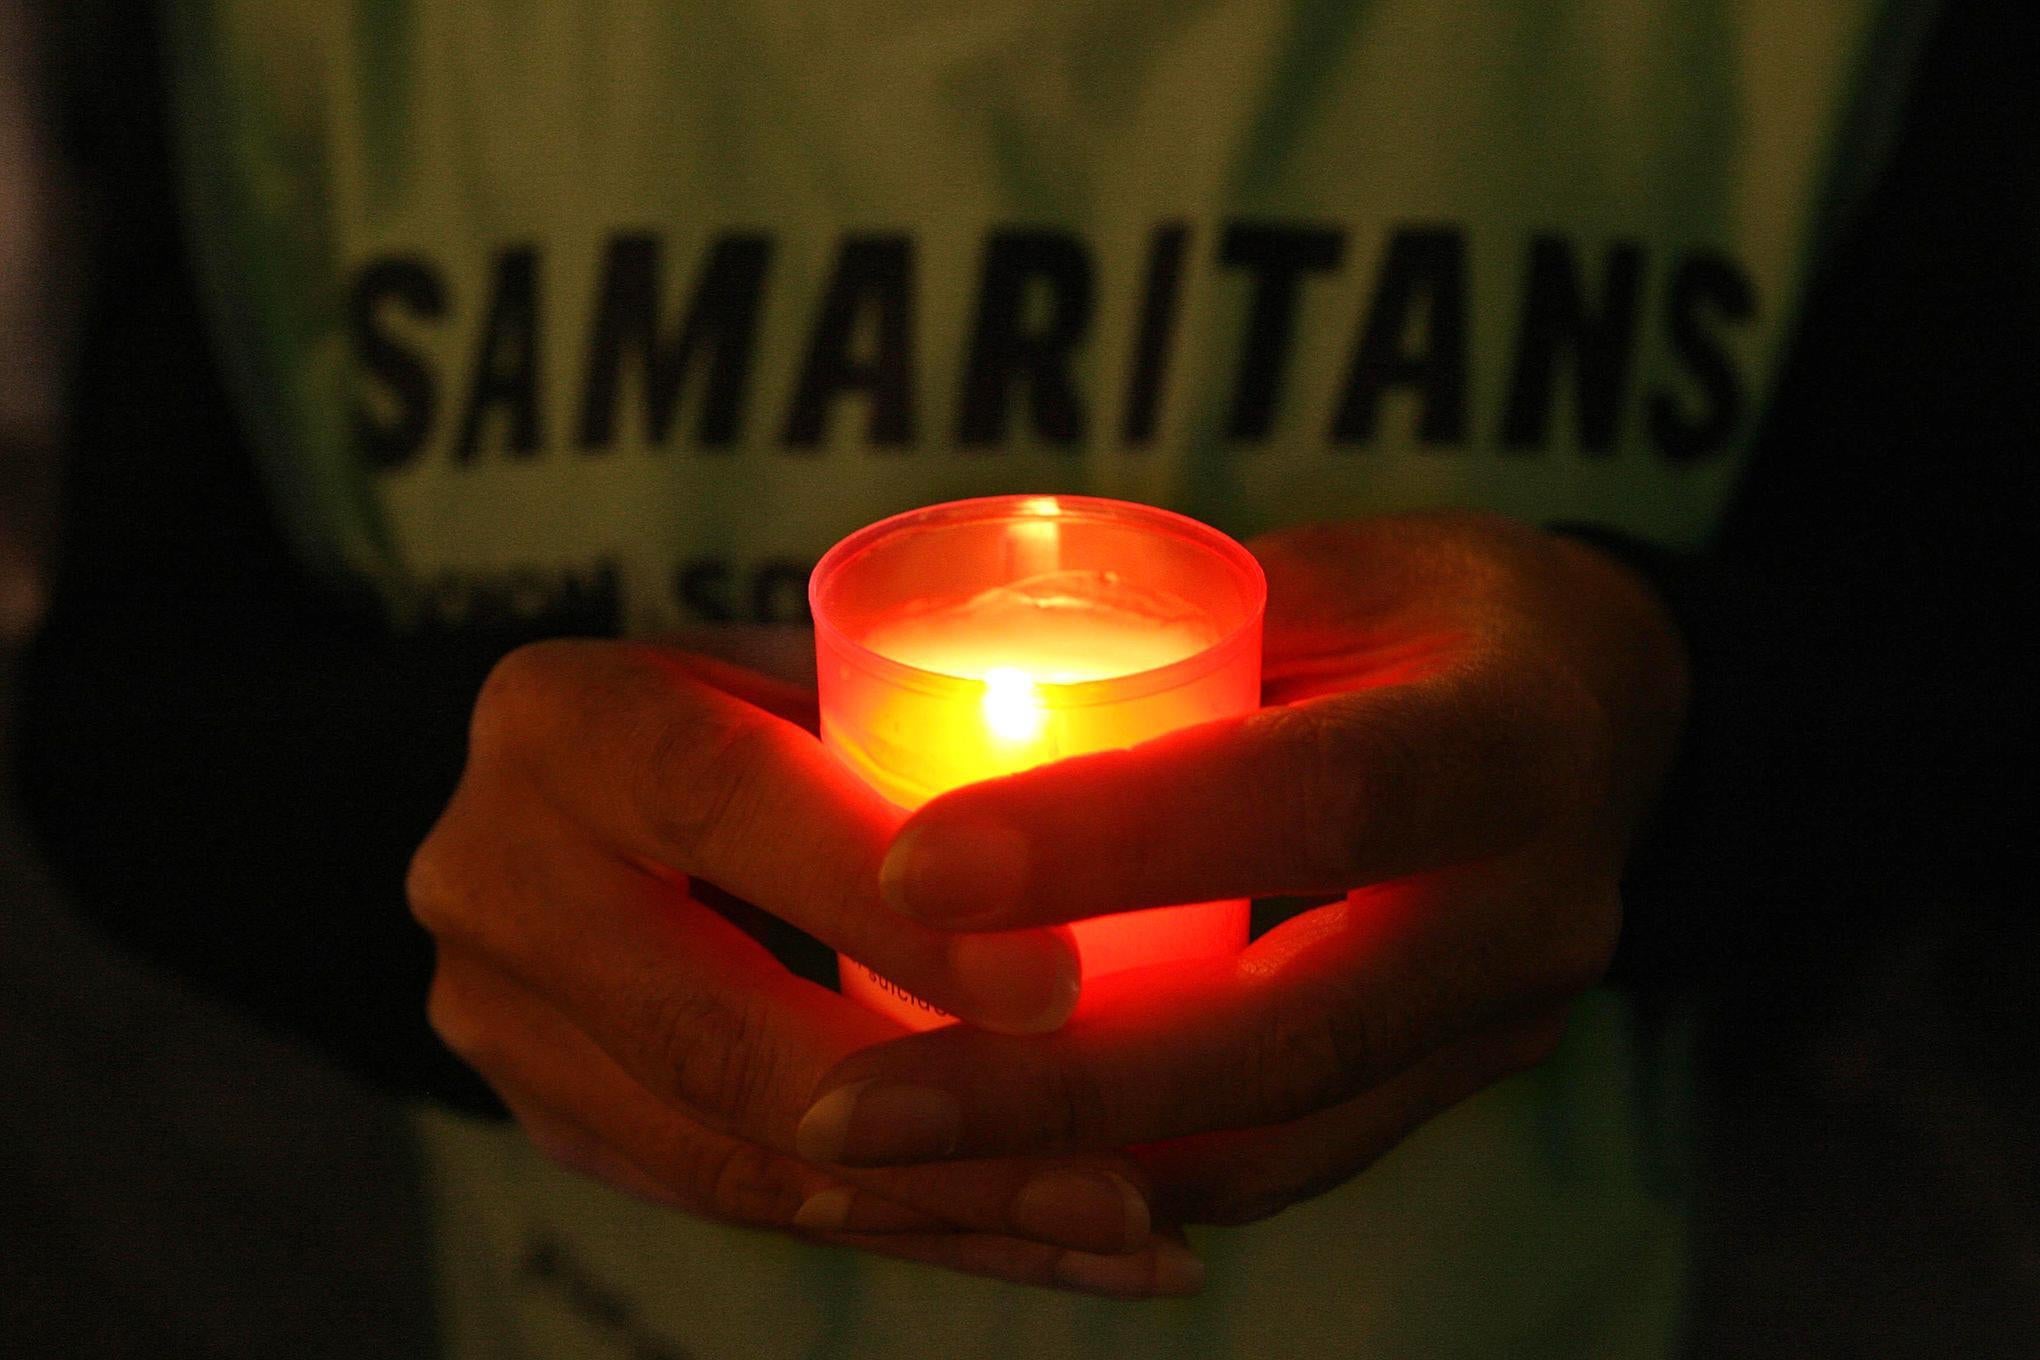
top-left (791, 1185), bottom-right (855, 1231)
top-left (793, 1186), bottom-right (942, 1235)
top-left (950, 929), bottom-right (1081, 1035)
top-left (882, 816), bottom-right (1029, 925)
top-left (796, 1079), bottom-right (962, 1166)
top-left (1010, 1170), bottom-right (1150, 1253)
top-left (1052, 1240), bottom-right (1207, 1298)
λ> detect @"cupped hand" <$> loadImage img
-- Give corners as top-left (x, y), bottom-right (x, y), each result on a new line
top-left (794, 512), bottom-right (1689, 1227)
top-left (408, 642), bottom-right (1202, 1297)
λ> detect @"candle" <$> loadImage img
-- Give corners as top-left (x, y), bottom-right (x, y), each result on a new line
top-left (810, 495), bottom-right (1265, 1029)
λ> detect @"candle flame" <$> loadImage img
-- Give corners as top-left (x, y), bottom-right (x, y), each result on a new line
top-left (981, 667), bottom-right (1047, 743)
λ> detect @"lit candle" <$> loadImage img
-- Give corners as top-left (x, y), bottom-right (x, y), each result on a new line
top-left (810, 495), bottom-right (1266, 1029)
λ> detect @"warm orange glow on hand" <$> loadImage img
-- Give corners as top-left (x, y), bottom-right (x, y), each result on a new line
top-left (812, 495), bottom-right (1266, 1030)
top-left (798, 512), bottom-right (1689, 1235)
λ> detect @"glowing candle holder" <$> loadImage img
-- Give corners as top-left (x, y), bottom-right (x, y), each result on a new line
top-left (811, 495), bottom-right (1265, 1029)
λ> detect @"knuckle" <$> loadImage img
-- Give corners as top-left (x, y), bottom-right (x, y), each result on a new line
top-left (1029, 1054), bottom-right (1114, 1150)
top-left (405, 827), bottom-right (470, 940)
top-left (641, 983), bottom-right (784, 1128)
top-left (404, 836), bottom-right (449, 930)
top-left (632, 695), bottom-right (776, 862)
top-left (701, 1140), bottom-right (803, 1227)
top-left (1247, 989), bottom-right (1400, 1121)
top-left (404, 796), bottom-right (509, 950)
top-left (470, 641), bottom-right (578, 757)
top-left (1253, 703), bottom-right (1375, 887)
top-left (425, 967), bottom-right (494, 1069)
top-left (1272, 1010), bottom-right (1371, 1117)
top-left (1315, 1001), bottom-right (1392, 1099)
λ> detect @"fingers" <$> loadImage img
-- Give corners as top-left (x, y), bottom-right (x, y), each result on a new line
top-left (504, 1067), bottom-right (1202, 1299)
top-left (1134, 1008), bottom-right (1568, 1227)
top-left (434, 945), bottom-right (841, 1221)
top-left (803, 1157), bottom-right (1157, 1258)
top-left (434, 957), bottom-right (931, 1233)
top-left (430, 949), bottom-right (1163, 1254)
top-left (879, 657), bottom-right (1597, 932)
top-left (497, 1086), bottom-right (945, 1233)
top-left (414, 796), bottom-right (882, 1146)
top-left (799, 866), bottom-right (1616, 1165)
top-left (455, 640), bottom-right (1079, 1032)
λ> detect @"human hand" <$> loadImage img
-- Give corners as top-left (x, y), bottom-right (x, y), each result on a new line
top-left (409, 643), bottom-right (1204, 1296)
top-left (794, 512), bottom-right (1689, 1228)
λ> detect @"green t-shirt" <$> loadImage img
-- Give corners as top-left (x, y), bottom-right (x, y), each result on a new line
top-left (154, 2), bottom-right (1928, 1354)
top-left (167, 0), bottom-right (1927, 629)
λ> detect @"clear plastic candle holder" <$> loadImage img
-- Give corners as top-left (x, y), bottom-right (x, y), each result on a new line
top-left (810, 494), bottom-right (1266, 1029)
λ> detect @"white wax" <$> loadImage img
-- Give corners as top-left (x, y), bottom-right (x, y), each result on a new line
top-left (863, 569), bottom-right (1219, 684)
